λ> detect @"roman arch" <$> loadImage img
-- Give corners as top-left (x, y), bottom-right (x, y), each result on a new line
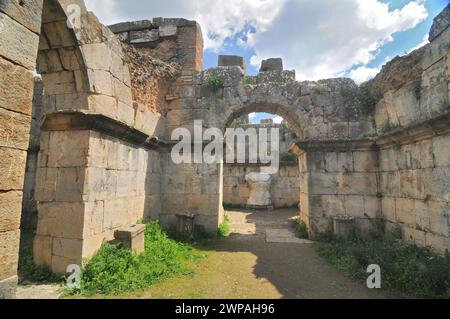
top-left (0, 0), bottom-right (449, 299)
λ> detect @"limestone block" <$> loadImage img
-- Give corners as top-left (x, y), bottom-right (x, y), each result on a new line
top-left (429, 200), bottom-right (450, 236)
top-left (353, 151), bottom-right (378, 172)
top-left (35, 167), bottom-right (58, 202)
top-left (0, 58), bottom-right (34, 115)
top-left (130, 29), bottom-right (159, 43)
top-left (0, 147), bottom-right (27, 190)
top-left (113, 77), bottom-right (133, 105)
top-left (55, 167), bottom-right (86, 202)
top-left (46, 131), bottom-right (90, 167)
top-left (114, 224), bottom-right (146, 254)
top-left (218, 55), bottom-right (245, 71)
top-left (344, 196), bottom-right (365, 218)
top-left (259, 58), bottom-right (283, 72)
top-left (0, 230), bottom-right (20, 279)
top-left (395, 198), bottom-right (416, 226)
top-left (0, 191), bottom-right (22, 233)
top-left (41, 71), bottom-right (77, 95)
top-left (81, 69), bottom-right (113, 96)
top-left (52, 237), bottom-right (83, 260)
top-left (117, 102), bottom-right (135, 127)
top-left (364, 196), bottom-right (381, 219)
top-left (402, 226), bottom-right (426, 246)
top-left (0, 12), bottom-right (39, 69)
top-left (42, 20), bottom-right (76, 48)
top-left (0, 276), bottom-right (17, 299)
top-left (433, 135), bottom-right (450, 167)
top-left (337, 173), bottom-right (378, 195)
top-left (0, 107), bottom-right (31, 150)
top-left (308, 172), bottom-right (337, 195)
top-left (88, 94), bottom-right (118, 119)
top-left (36, 202), bottom-right (85, 239)
top-left (381, 197), bottom-right (396, 222)
top-left (324, 152), bottom-right (354, 173)
top-left (84, 167), bottom-right (117, 201)
top-left (81, 43), bottom-right (112, 71)
top-left (144, 195), bottom-right (162, 220)
top-left (104, 198), bottom-right (129, 230)
top-left (51, 255), bottom-right (80, 275)
top-left (59, 47), bottom-right (83, 71)
top-left (0, 0), bottom-right (43, 33)
top-left (159, 24), bottom-right (177, 37)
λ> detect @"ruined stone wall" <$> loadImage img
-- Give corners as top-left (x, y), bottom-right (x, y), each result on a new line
top-left (0, 0), bottom-right (43, 299)
top-left (223, 164), bottom-right (299, 209)
top-left (373, 6), bottom-right (450, 253)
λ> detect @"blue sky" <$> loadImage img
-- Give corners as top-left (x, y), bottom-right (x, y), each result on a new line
top-left (87, 0), bottom-right (448, 124)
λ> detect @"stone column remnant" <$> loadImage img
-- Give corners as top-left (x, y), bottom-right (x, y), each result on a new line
top-left (245, 172), bottom-right (273, 209)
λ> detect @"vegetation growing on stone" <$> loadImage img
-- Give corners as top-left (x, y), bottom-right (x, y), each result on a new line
top-left (314, 235), bottom-right (450, 299)
top-left (69, 222), bottom-right (204, 296)
top-left (280, 151), bottom-right (297, 163)
top-left (358, 81), bottom-right (383, 115)
top-left (440, 99), bottom-right (450, 112)
top-left (208, 75), bottom-right (224, 93)
top-left (243, 76), bottom-right (254, 85)
top-left (292, 218), bottom-right (309, 239)
top-left (314, 84), bottom-right (327, 95)
top-left (378, 120), bottom-right (401, 135)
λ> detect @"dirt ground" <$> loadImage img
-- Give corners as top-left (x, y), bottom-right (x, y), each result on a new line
top-left (127, 209), bottom-right (386, 299)
top-left (17, 209), bottom-right (386, 299)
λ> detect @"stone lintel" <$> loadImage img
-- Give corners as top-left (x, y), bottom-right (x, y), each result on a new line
top-left (41, 112), bottom-right (167, 151)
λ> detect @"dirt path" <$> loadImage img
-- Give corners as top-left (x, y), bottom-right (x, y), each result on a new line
top-left (132, 209), bottom-right (386, 299)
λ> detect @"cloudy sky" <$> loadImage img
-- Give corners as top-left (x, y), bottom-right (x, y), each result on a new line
top-left (85, 0), bottom-right (447, 123)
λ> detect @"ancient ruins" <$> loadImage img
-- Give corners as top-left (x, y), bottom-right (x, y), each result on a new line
top-left (0, 0), bottom-right (449, 299)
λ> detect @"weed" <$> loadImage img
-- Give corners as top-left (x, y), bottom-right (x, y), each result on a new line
top-left (243, 76), bottom-right (254, 85)
top-left (440, 99), bottom-right (450, 113)
top-left (69, 222), bottom-right (204, 296)
top-left (378, 121), bottom-right (401, 134)
top-left (358, 82), bottom-right (383, 116)
top-left (208, 76), bottom-right (224, 93)
top-left (413, 80), bottom-right (422, 101)
top-left (292, 218), bottom-right (309, 239)
top-left (392, 141), bottom-right (402, 151)
top-left (218, 216), bottom-right (231, 237)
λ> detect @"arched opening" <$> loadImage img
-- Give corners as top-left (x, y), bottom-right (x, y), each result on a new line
top-left (220, 104), bottom-right (302, 240)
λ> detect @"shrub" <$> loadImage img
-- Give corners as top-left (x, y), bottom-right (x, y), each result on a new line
top-left (72, 222), bottom-right (203, 296)
top-left (243, 76), bottom-right (254, 85)
top-left (314, 84), bottom-right (327, 95)
top-left (314, 235), bottom-right (450, 298)
top-left (208, 76), bottom-right (224, 93)
top-left (218, 216), bottom-right (231, 237)
top-left (358, 82), bottom-right (383, 115)
top-left (292, 218), bottom-right (309, 239)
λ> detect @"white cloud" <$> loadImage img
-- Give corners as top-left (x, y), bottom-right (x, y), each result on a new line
top-left (249, 113), bottom-right (257, 123)
top-left (86, 0), bottom-right (428, 80)
top-left (408, 33), bottom-right (429, 53)
top-left (348, 66), bottom-right (381, 84)
top-left (273, 116), bottom-right (284, 124)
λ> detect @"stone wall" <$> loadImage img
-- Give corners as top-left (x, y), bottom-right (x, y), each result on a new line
top-left (0, 0), bottom-right (43, 299)
top-left (294, 142), bottom-right (382, 238)
top-left (223, 164), bottom-right (299, 209)
top-left (34, 129), bottom-right (162, 272)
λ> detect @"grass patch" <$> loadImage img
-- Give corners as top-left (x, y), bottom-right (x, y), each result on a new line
top-left (378, 120), bottom-right (401, 135)
top-left (69, 221), bottom-right (204, 296)
top-left (218, 216), bottom-right (231, 237)
top-left (314, 235), bottom-right (450, 299)
top-left (243, 76), bottom-right (254, 85)
top-left (291, 218), bottom-right (309, 239)
top-left (18, 230), bottom-right (62, 285)
top-left (208, 75), bottom-right (224, 93)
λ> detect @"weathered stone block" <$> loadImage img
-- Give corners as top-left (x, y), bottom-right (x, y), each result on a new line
top-left (159, 24), bottom-right (177, 37)
top-left (114, 224), bottom-right (146, 254)
top-left (0, 276), bottom-right (17, 299)
top-left (33, 234), bottom-right (52, 266)
top-left (36, 202), bottom-right (85, 239)
top-left (130, 29), bottom-right (159, 44)
top-left (0, 58), bottom-right (34, 115)
top-left (0, 191), bottom-right (22, 233)
top-left (0, 147), bottom-right (27, 190)
top-left (259, 58), bottom-right (283, 72)
top-left (0, 107), bottom-right (31, 150)
top-left (0, 230), bottom-right (20, 279)
top-left (0, 12), bottom-right (39, 69)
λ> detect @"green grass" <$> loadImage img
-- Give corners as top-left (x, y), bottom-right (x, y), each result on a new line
top-left (314, 235), bottom-right (450, 299)
top-left (218, 216), bottom-right (231, 237)
top-left (208, 75), bottom-right (224, 93)
top-left (314, 84), bottom-right (327, 95)
top-left (291, 218), bottom-right (309, 239)
top-left (243, 76), bottom-right (254, 85)
top-left (378, 120), bottom-right (401, 135)
top-left (69, 222), bottom-right (204, 296)
top-left (358, 82), bottom-right (383, 116)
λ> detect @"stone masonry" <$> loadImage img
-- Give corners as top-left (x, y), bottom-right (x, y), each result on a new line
top-left (0, 0), bottom-right (449, 299)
